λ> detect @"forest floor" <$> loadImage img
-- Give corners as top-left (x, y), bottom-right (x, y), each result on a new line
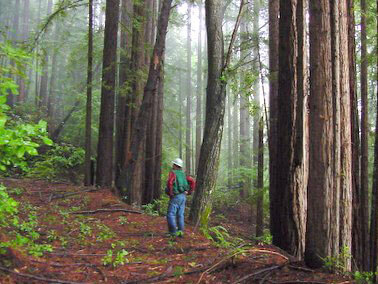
top-left (0, 178), bottom-right (354, 284)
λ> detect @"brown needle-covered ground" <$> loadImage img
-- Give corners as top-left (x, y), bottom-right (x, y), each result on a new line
top-left (0, 178), bottom-right (353, 284)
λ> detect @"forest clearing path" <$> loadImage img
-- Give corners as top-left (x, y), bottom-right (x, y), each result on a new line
top-left (0, 178), bottom-right (352, 283)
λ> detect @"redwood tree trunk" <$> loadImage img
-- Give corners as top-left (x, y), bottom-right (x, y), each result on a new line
top-left (189, 0), bottom-right (225, 225)
top-left (268, 0), bottom-right (279, 244)
top-left (360, 0), bottom-right (370, 271)
top-left (338, 0), bottom-right (352, 272)
top-left (96, 0), bottom-right (120, 186)
top-left (347, 0), bottom-right (362, 270)
top-left (305, 0), bottom-right (334, 268)
top-left (186, 2), bottom-right (192, 175)
top-left (196, 2), bottom-right (203, 171)
top-left (84, 0), bottom-right (94, 186)
top-left (122, 0), bottom-right (173, 203)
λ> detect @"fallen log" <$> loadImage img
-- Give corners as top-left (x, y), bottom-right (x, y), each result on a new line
top-left (69, 208), bottom-right (142, 215)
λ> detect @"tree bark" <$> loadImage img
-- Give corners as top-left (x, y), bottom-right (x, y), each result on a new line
top-left (18, 0), bottom-right (30, 103)
top-left (256, 117), bottom-right (264, 238)
top-left (274, 0), bottom-right (306, 259)
top-left (121, 0), bottom-right (173, 204)
top-left (186, 2), bottom-right (192, 175)
top-left (338, 0), bottom-right (352, 272)
top-left (196, 1), bottom-right (203, 171)
top-left (115, 0), bottom-right (133, 189)
top-left (95, 0), bottom-right (120, 187)
top-left (84, 0), bottom-right (94, 186)
top-left (360, 0), bottom-right (370, 271)
top-left (268, 0), bottom-right (279, 244)
top-left (305, 0), bottom-right (334, 268)
top-left (189, 0), bottom-right (225, 225)
top-left (370, 0), bottom-right (378, 274)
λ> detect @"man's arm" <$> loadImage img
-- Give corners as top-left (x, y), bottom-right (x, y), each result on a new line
top-left (186, 176), bottom-right (196, 195)
top-left (167, 171), bottom-right (176, 197)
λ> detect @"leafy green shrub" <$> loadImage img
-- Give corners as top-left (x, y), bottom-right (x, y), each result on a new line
top-left (0, 41), bottom-right (52, 174)
top-left (28, 144), bottom-right (85, 183)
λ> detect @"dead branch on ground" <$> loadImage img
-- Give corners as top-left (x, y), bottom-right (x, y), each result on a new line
top-left (0, 266), bottom-right (86, 284)
top-left (69, 208), bottom-right (142, 215)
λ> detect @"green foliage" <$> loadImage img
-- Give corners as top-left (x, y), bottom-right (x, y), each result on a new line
top-left (28, 144), bottom-right (84, 182)
top-left (353, 271), bottom-right (376, 284)
top-left (253, 231), bottom-right (272, 245)
top-left (142, 203), bottom-right (159, 216)
top-left (102, 247), bottom-right (130, 267)
top-left (0, 42), bottom-right (52, 173)
top-left (322, 246), bottom-right (352, 274)
top-left (142, 195), bottom-right (170, 217)
top-left (0, 185), bottom-right (53, 257)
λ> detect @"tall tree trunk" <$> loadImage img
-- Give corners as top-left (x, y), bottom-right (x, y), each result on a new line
top-left (120, 0), bottom-right (146, 203)
top-left (186, 2), bottom-right (192, 175)
top-left (179, 71), bottom-right (183, 158)
top-left (34, 0), bottom-right (42, 107)
top-left (115, 0), bottom-right (133, 188)
top-left (268, 0), bottom-right (279, 244)
top-left (122, 0), bottom-right (173, 202)
top-left (84, 0), bottom-right (94, 186)
top-left (233, 96), bottom-right (239, 176)
top-left (330, 0), bottom-right (341, 259)
top-left (227, 89), bottom-right (233, 187)
top-left (95, 0), bottom-right (120, 187)
top-left (305, 0), bottom-right (335, 268)
top-left (370, 0), bottom-right (378, 274)
top-left (256, 117), bottom-right (264, 238)
top-left (7, 0), bottom-right (20, 107)
top-left (360, 0), bottom-right (370, 271)
top-left (153, 64), bottom-right (164, 201)
top-left (274, 0), bottom-right (306, 259)
top-left (348, 0), bottom-right (362, 270)
top-left (196, 1), bottom-right (203, 171)
top-left (338, 0), bottom-right (352, 272)
top-left (39, 0), bottom-right (53, 110)
top-left (18, 0), bottom-right (30, 103)
top-left (240, 16), bottom-right (250, 199)
top-left (189, 0), bottom-right (225, 225)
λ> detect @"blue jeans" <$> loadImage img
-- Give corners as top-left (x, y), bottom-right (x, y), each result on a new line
top-left (167, 193), bottom-right (186, 234)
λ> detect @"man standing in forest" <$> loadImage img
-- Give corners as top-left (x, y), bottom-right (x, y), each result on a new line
top-left (166, 158), bottom-right (195, 237)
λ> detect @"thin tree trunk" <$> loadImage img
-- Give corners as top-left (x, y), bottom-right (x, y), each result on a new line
top-left (360, 0), bottom-right (370, 271)
top-left (96, 0), bottom-right (120, 187)
top-left (7, 0), bottom-right (20, 107)
top-left (18, 0), bottom-right (30, 102)
top-left (338, 0), bottom-right (352, 272)
top-left (256, 117), bottom-right (264, 238)
top-left (34, 0), bottom-right (42, 107)
top-left (153, 64), bottom-right (164, 201)
top-left (189, 0), bottom-right (226, 225)
top-left (84, 0), bottom-right (94, 186)
top-left (330, 0), bottom-right (341, 259)
top-left (305, 0), bottom-right (334, 268)
top-left (370, 0), bottom-right (378, 274)
top-left (347, 0), bottom-right (362, 270)
top-left (227, 89), bottom-right (233, 187)
top-left (196, 1), bottom-right (203, 171)
top-left (268, 0), bottom-right (279, 245)
top-left (39, 0), bottom-right (53, 110)
top-left (186, 2), bottom-right (192, 175)
top-left (179, 71), bottom-right (183, 158)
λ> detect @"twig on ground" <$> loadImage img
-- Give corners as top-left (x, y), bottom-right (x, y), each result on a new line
top-left (0, 266), bottom-right (86, 284)
top-left (232, 265), bottom-right (283, 284)
top-left (269, 281), bottom-right (329, 284)
top-left (46, 252), bottom-right (107, 257)
top-left (288, 265), bottom-right (315, 273)
top-left (69, 208), bottom-right (142, 215)
top-left (250, 248), bottom-right (290, 261)
top-left (49, 188), bottom-right (98, 201)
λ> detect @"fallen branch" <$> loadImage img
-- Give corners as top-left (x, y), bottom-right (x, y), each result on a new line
top-left (49, 188), bottom-right (98, 201)
top-left (232, 265), bottom-right (283, 284)
top-left (70, 208), bottom-right (142, 215)
top-left (0, 266), bottom-right (86, 284)
top-left (269, 281), bottom-right (329, 284)
top-left (250, 248), bottom-right (290, 261)
top-left (288, 265), bottom-right (315, 273)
